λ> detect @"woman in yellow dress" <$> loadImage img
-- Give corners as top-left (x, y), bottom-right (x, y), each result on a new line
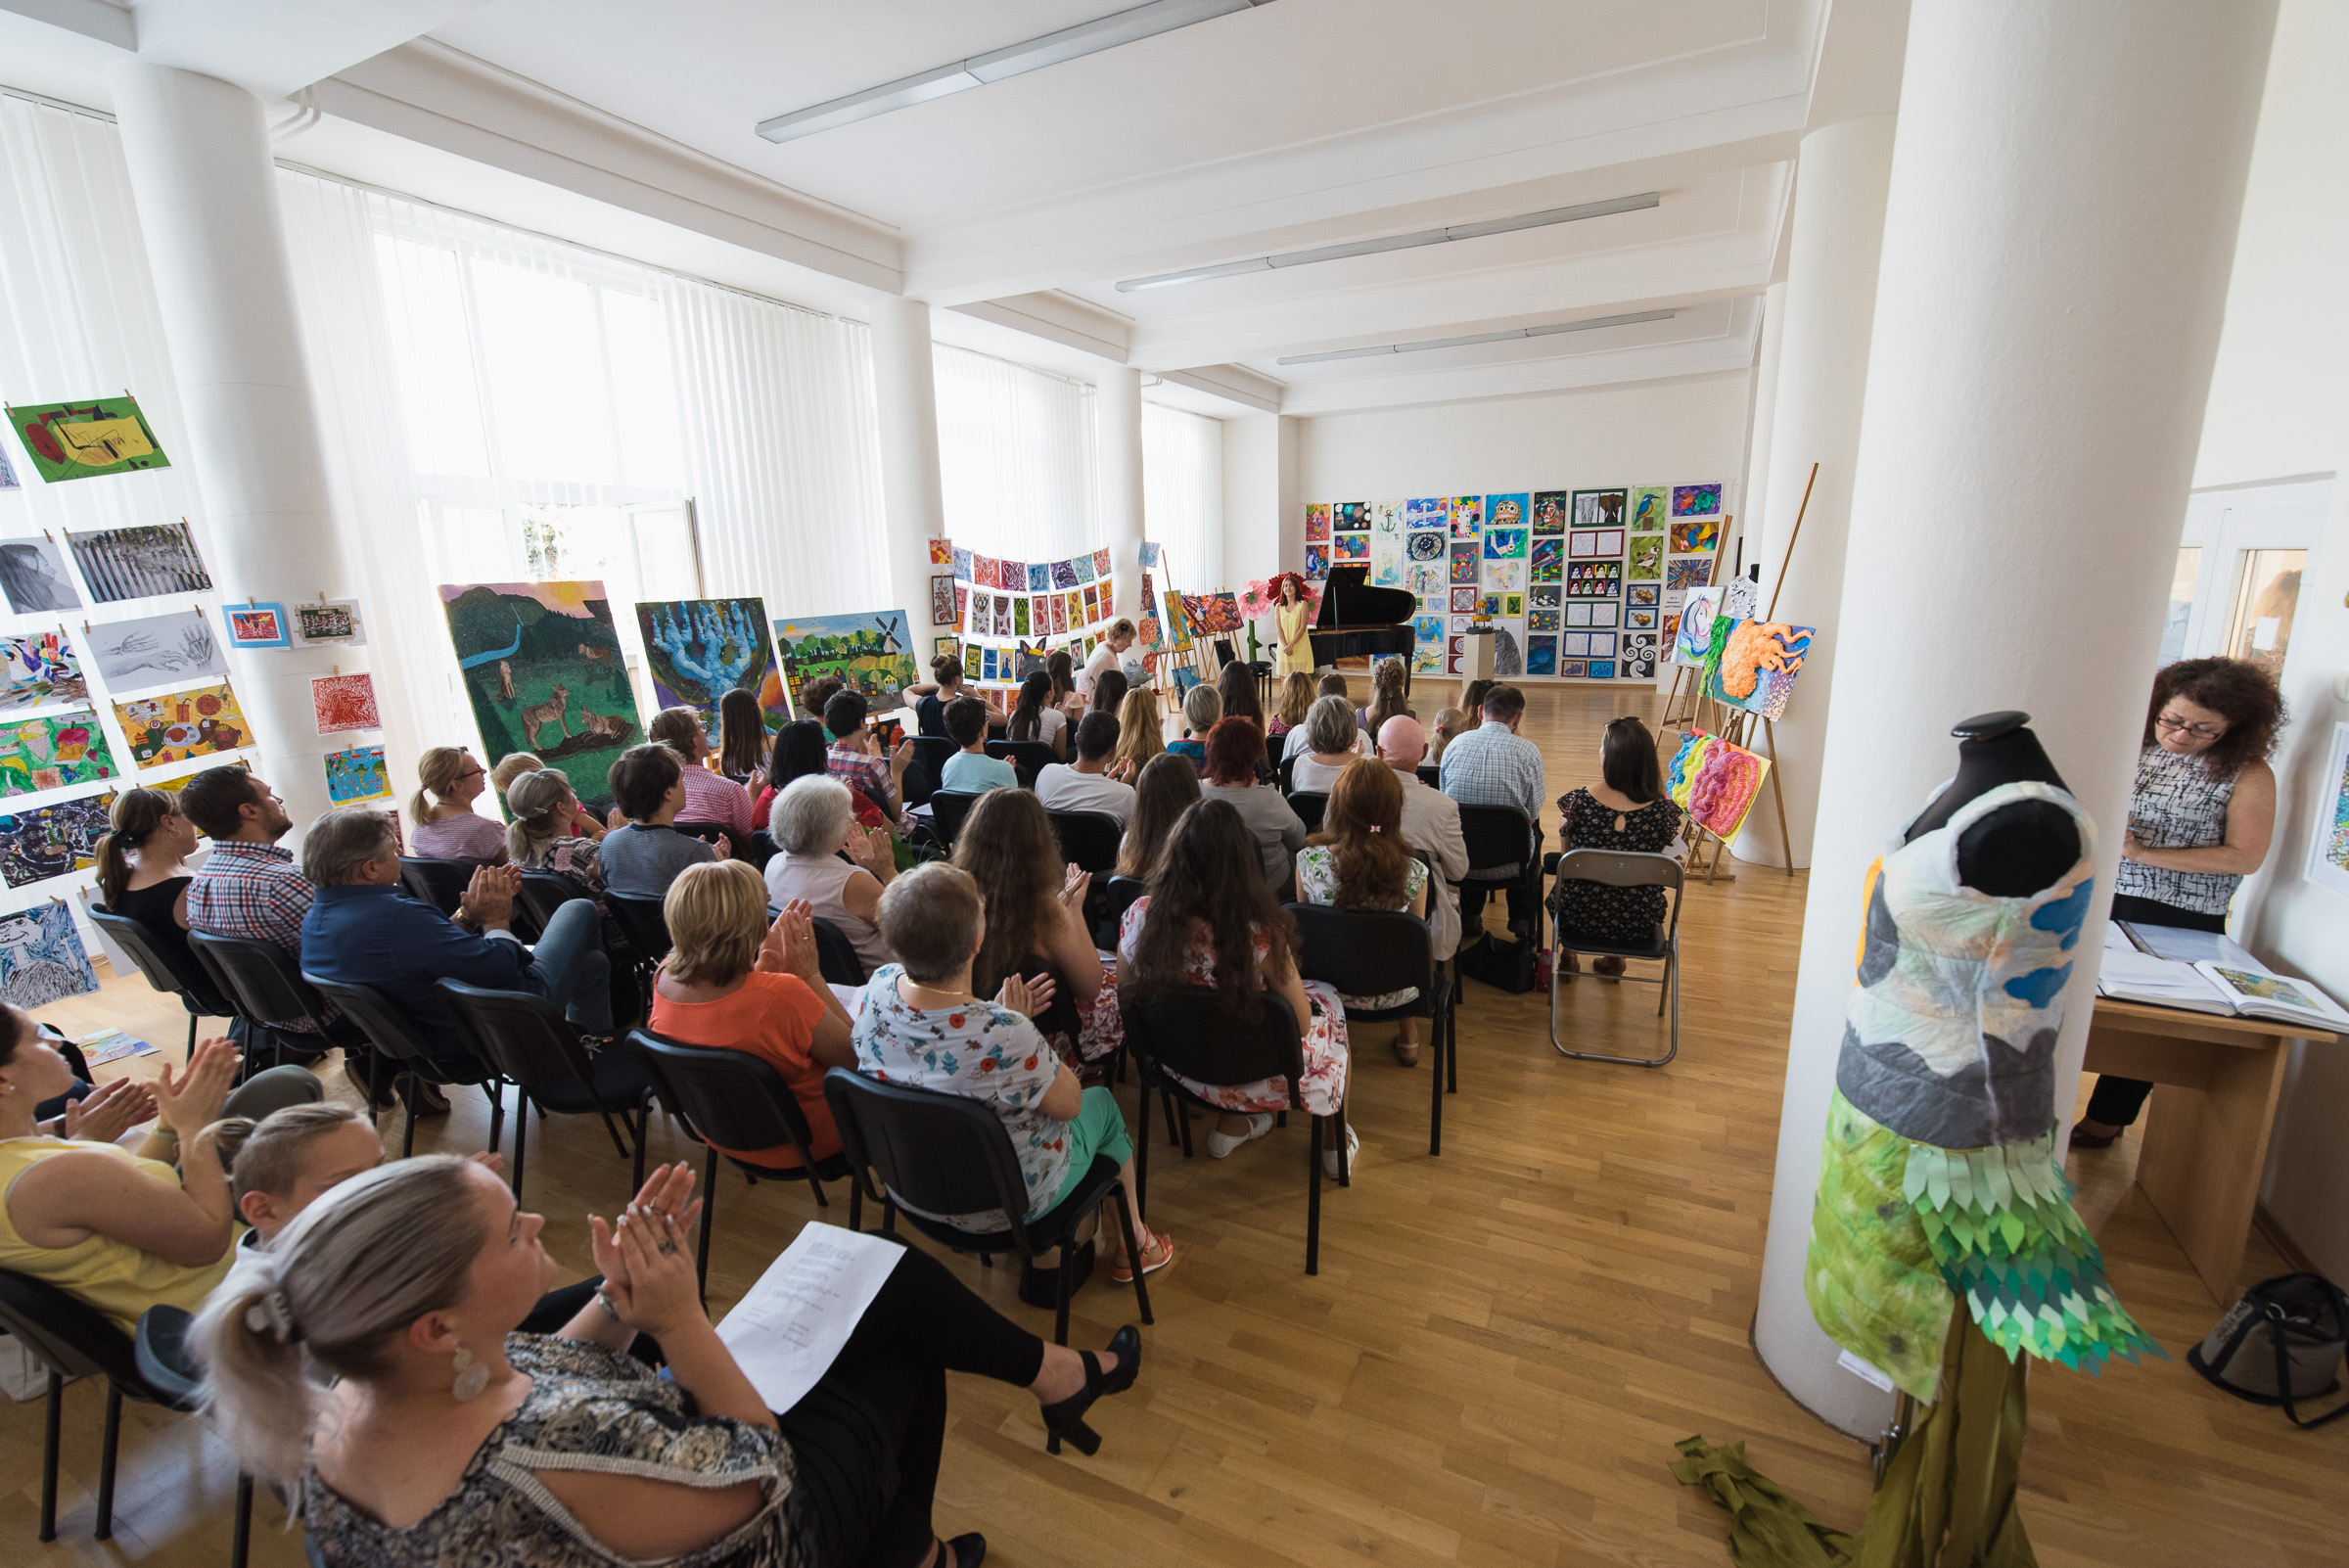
top-left (1270, 573), bottom-right (1315, 679)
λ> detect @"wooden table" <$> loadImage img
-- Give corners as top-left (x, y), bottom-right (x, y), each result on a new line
top-left (2081, 997), bottom-right (2336, 1303)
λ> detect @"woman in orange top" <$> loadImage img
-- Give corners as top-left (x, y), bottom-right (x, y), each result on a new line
top-left (649, 860), bottom-right (855, 1171)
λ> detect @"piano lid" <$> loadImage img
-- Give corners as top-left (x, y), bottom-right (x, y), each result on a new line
top-left (1313, 565), bottom-right (1416, 629)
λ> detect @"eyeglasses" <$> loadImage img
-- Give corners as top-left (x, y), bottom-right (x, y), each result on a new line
top-left (2156, 715), bottom-right (2227, 740)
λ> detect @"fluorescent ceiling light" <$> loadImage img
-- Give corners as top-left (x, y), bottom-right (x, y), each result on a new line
top-left (758, 0), bottom-right (1275, 143)
top-left (1115, 192), bottom-right (1663, 292)
top-left (1276, 309), bottom-right (1679, 366)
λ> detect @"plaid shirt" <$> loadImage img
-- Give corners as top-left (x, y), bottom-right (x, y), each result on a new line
top-left (827, 743), bottom-right (895, 816)
top-left (187, 841), bottom-right (327, 1031)
top-left (1438, 720), bottom-right (1546, 822)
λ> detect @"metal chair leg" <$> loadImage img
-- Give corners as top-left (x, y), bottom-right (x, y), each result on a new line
top-left (95, 1380), bottom-right (122, 1538)
top-left (1111, 1182), bottom-right (1154, 1325)
top-left (1428, 993), bottom-right (1444, 1158)
top-left (232, 1472), bottom-right (253, 1568)
top-left (401, 1089), bottom-right (418, 1158)
top-left (882, 1198), bottom-right (898, 1234)
top-left (632, 1105), bottom-right (648, 1190)
top-left (595, 1108), bottom-right (631, 1160)
top-left (1305, 1115), bottom-right (1322, 1275)
top-left (510, 1100), bottom-right (529, 1202)
top-left (696, 1142), bottom-right (718, 1302)
top-left (849, 1181), bottom-right (863, 1233)
top-left (1133, 1080), bottom-right (1151, 1220)
top-left (38, 1369), bottom-right (60, 1542)
top-left (185, 1013), bottom-right (198, 1061)
top-left (485, 1079), bottom-right (504, 1153)
top-left (1446, 967), bottom-right (1459, 1094)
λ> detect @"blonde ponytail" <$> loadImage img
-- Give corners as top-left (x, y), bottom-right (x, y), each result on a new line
top-left (411, 746), bottom-right (471, 825)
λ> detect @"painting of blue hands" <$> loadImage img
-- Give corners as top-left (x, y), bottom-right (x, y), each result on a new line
top-left (633, 596), bottom-right (783, 733)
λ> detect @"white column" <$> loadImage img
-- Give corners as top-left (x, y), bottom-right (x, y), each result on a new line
top-left (869, 297), bottom-right (947, 639)
top-left (1732, 116), bottom-right (1896, 870)
top-left (1732, 280), bottom-right (1787, 582)
top-left (1098, 366), bottom-right (1146, 618)
top-left (1752, 0), bottom-right (2275, 1438)
top-left (109, 65), bottom-right (358, 833)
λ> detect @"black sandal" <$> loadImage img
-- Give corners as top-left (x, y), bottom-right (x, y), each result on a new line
top-left (1037, 1324), bottom-right (1142, 1456)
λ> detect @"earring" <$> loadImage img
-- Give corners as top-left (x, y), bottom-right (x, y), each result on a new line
top-left (450, 1342), bottom-right (488, 1402)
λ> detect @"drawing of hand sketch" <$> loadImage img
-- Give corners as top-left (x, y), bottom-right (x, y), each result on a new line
top-left (91, 612), bottom-right (222, 683)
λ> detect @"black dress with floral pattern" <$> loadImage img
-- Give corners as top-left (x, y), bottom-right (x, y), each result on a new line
top-left (1545, 788), bottom-right (1682, 942)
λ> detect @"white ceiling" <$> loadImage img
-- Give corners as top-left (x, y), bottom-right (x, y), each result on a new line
top-left (0, 0), bottom-right (1913, 413)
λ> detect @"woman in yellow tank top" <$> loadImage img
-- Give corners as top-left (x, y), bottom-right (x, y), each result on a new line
top-left (0, 1018), bottom-right (251, 1331)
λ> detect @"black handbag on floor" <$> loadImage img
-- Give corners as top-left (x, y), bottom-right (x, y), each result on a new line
top-left (2188, 1271), bottom-right (2349, 1427)
top-left (1457, 933), bottom-right (1537, 994)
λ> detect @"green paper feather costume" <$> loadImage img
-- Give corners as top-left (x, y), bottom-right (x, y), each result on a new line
top-left (1804, 781), bottom-right (2162, 1401)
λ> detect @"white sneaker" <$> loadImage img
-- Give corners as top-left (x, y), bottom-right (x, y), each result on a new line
top-left (1206, 1113), bottom-right (1274, 1158)
top-left (1322, 1124), bottom-right (1361, 1178)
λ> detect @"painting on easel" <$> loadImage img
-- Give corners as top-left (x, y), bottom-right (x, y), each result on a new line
top-left (440, 579), bottom-right (640, 801)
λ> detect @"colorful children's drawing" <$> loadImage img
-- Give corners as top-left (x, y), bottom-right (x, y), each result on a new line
top-left (1673, 482), bottom-right (1724, 517)
top-left (1334, 503), bottom-right (1368, 530)
top-left (1530, 538), bottom-right (1564, 581)
top-left (1621, 634), bottom-right (1659, 679)
top-left (1674, 587), bottom-right (1726, 668)
top-left (0, 711), bottom-right (115, 797)
top-left (294, 601), bottom-right (364, 645)
top-left (1305, 544), bottom-right (1329, 578)
top-left (1629, 486), bottom-right (1670, 530)
top-left (1526, 636), bottom-right (1557, 675)
top-left (1448, 496), bottom-right (1483, 529)
top-left (1333, 533), bottom-right (1369, 562)
top-left (225, 603), bottom-right (291, 649)
top-left (0, 900), bottom-right (100, 1003)
top-left (1629, 584), bottom-right (1659, 608)
top-left (1305, 504), bottom-right (1332, 542)
top-left (1450, 541), bottom-right (1478, 585)
top-left (0, 792), bottom-right (114, 888)
top-left (636, 597), bottom-right (779, 732)
top-left (1530, 492), bottom-right (1569, 532)
top-left (1666, 729), bottom-right (1771, 845)
top-left (1666, 556), bottom-right (1715, 591)
top-left (324, 746), bottom-right (392, 805)
top-left (2308, 722), bottom-right (2349, 901)
top-left (1405, 497), bottom-right (1449, 530)
top-left (69, 522), bottom-right (211, 604)
top-left (1630, 534), bottom-right (1664, 580)
top-left (1481, 494), bottom-right (1524, 534)
top-left (928, 537), bottom-right (954, 566)
top-left (1671, 519), bottom-right (1721, 554)
top-left (1571, 489), bottom-right (1627, 529)
top-left (441, 580), bottom-right (639, 798)
top-left (113, 683), bottom-right (250, 768)
top-left (0, 537), bottom-right (83, 614)
top-left (1702, 621), bottom-right (1815, 719)
top-left (1485, 560), bottom-right (1526, 593)
top-left (1564, 560), bottom-right (1623, 599)
top-left (773, 610), bottom-right (917, 706)
top-left (0, 632), bottom-right (86, 712)
top-left (1406, 530), bottom-right (1447, 563)
top-left (311, 674), bottom-right (381, 736)
top-left (1370, 499), bottom-right (1405, 536)
top-left (1483, 529), bottom-right (1529, 561)
top-left (7, 394), bottom-right (170, 483)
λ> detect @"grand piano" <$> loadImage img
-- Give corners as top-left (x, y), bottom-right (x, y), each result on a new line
top-left (1309, 566), bottom-right (1418, 684)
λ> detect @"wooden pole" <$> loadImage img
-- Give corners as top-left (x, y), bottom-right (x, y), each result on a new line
top-left (1764, 461), bottom-right (1820, 622)
top-left (1762, 717), bottom-right (1795, 878)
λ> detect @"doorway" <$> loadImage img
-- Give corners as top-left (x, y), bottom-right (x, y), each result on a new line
top-left (2168, 478), bottom-right (2327, 675)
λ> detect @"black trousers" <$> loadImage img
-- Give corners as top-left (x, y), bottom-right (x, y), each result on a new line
top-left (2084, 894), bottom-right (2230, 1128)
top-left (1459, 823), bottom-right (1544, 941)
top-left (779, 1240), bottom-right (1048, 1568)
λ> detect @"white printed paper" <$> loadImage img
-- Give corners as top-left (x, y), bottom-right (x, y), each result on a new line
top-left (714, 1222), bottom-right (903, 1413)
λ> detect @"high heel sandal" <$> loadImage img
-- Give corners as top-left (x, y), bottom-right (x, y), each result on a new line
top-left (1038, 1324), bottom-right (1142, 1456)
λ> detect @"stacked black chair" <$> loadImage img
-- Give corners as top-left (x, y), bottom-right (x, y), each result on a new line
top-left (985, 738), bottom-right (1057, 789)
top-left (302, 972), bottom-right (502, 1157)
top-left (821, 1067), bottom-right (1153, 1452)
top-left (925, 789), bottom-right (983, 847)
top-left (397, 855), bottom-right (471, 916)
top-left (1122, 990), bottom-right (1341, 1274)
top-left (89, 908), bottom-right (239, 1059)
top-left (809, 916), bottom-right (865, 988)
top-left (1287, 790), bottom-right (1328, 837)
top-left (1456, 804), bottom-right (1543, 946)
top-left (904, 735), bottom-right (959, 808)
top-left (1287, 903), bottom-right (1453, 1153)
top-left (624, 1030), bottom-right (853, 1296)
top-left (190, 931), bottom-right (362, 1090)
top-left (438, 981), bottom-right (655, 1199)
top-left (1543, 850), bottom-right (1684, 1067)
top-left (135, 1305), bottom-right (259, 1566)
top-left (604, 894), bottom-right (672, 1016)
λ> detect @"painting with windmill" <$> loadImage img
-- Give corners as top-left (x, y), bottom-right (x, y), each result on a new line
top-left (772, 610), bottom-right (917, 706)
top-left (439, 579), bottom-right (640, 801)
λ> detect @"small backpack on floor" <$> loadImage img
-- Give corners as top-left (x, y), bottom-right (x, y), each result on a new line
top-left (2188, 1271), bottom-right (2349, 1427)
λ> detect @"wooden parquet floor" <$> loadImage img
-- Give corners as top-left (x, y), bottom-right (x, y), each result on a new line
top-left (6, 681), bottom-right (2344, 1567)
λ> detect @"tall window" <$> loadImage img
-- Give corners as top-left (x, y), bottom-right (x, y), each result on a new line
top-left (1143, 401), bottom-right (1222, 592)
top-left (933, 346), bottom-right (1098, 563)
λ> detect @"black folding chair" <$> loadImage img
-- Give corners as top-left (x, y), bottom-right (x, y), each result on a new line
top-left (1286, 791), bottom-right (1328, 837)
top-left (0, 1269), bottom-right (235, 1550)
top-left (604, 891), bottom-right (672, 981)
top-left (88, 908), bottom-right (238, 1059)
top-left (904, 735), bottom-right (959, 809)
top-left (438, 980), bottom-right (654, 1199)
top-left (925, 789), bottom-right (983, 847)
top-left (1417, 763), bottom-right (1441, 790)
top-left (1543, 850), bottom-right (1683, 1067)
top-left (1046, 809), bottom-right (1123, 874)
top-left (822, 1067), bottom-right (1153, 1452)
top-left (1276, 752), bottom-right (1299, 795)
top-left (1456, 804), bottom-right (1543, 945)
top-left (1288, 904), bottom-right (1451, 1154)
top-left (397, 856), bottom-right (471, 916)
top-left (136, 1305), bottom-right (261, 1565)
top-left (1123, 989), bottom-right (1341, 1274)
top-left (810, 916), bottom-right (865, 988)
top-left (744, 829), bottom-right (780, 872)
top-left (986, 738), bottom-right (1057, 789)
top-left (190, 930), bottom-right (364, 1089)
top-left (303, 972), bottom-right (501, 1157)
top-left (516, 870), bottom-right (591, 934)
top-left (672, 820), bottom-right (732, 855)
top-left (624, 1030), bottom-right (854, 1295)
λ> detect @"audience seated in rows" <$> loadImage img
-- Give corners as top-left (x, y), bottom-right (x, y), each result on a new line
top-left (714, 689), bottom-right (771, 790)
top-left (907, 652), bottom-right (1004, 738)
top-left (1167, 684), bottom-right (1219, 766)
top-left (1087, 667), bottom-right (1129, 725)
top-left (1117, 799), bottom-right (1353, 1173)
top-left (299, 807), bottom-right (613, 1059)
top-left (649, 861), bottom-right (854, 1173)
top-left (95, 785), bottom-right (199, 979)
top-left (493, 752), bottom-right (607, 843)
top-left (941, 695), bottom-right (1017, 794)
top-left (1045, 650), bottom-right (1081, 720)
top-left (1438, 682), bottom-right (1547, 940)
top-left (505, 769), bottom-right (609, 899)
top-left (855, 862), bottom-right (1173, 1283)
top-left (599, 744), bottom-right (723, 901)
top-left (1216, 662), bottom-right (1266, 735)
top-left (1112, 687), bottom-right (1164, 774)
top-left (1430, 707), bottom-right (1470, 763)
top-left (1035, 713), bottom-right (1136, 824)
top-left (1267, 670), bottom-right (1314, 740)
top-left (953, 788), bottom-right (1118, 1067)
top-left (0, 1024), bottom-right (317, 1331)
top-left (1005, 671), bottom-right (1069, 761)
top-left (195, 1153), bottom-right (1140, 1568)
top-left (824, 690), bottom-right (913, 830)
top-left (1113, 754), bottom-right (1200, 881)
top-left (1283, 673), bottom-right (1359, 761)
top-left (1078, 617), bottom-right (1137, 695)
top-left (409, 747), bottom-right (506, 863)
top-left (764, 775), bottom-right (896, 978)
top-left (1296, 759), bottom-right (1432, 1067)
top-left (758, 718), bottom-right (888, 834)
top-left (1377, 715), bottom-right (1468, 964)
top-left (1197, 717), bottom-right (1305, 890)
top-left (650, 706), bottom-right (756, 840)
top-left (1290, 694), bottom-right (1367, 794)
top-left (1548, 715), bottom-right (1684, 978)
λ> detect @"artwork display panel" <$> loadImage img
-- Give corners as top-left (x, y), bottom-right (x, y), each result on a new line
top-left (1629, 486), bottom-right (1670, 530)
top-left (1450, 542), bottom-right (1479, 585)
top-left (1628, 584), bottom-right (1659, 608)
top-left (1449, 496), bottom-right (1483, 529)
top-left (1589, 660), bottom-right (1617, 678)
top-left (772, 610), bottom-right (917, 709)
top-left (294, 600), bottom-right (365, 646)
top-left (0, 537), bottom-right (83, 614)
top-left (1674, 586), bottom-right (1726, 667)
top-left (1621, 634), bottom-right (1658, 679)
top-left (1565, 560), bottom-right (1622, 598)
top-left (0, 712), bottom-right (115, 796)
top-left (1334, 502), bottom-right (1368, 530)
top-left (1666, 557), bottom-right (1716, 590)
top-left (115, 683), bottom-right (249, 766)
top-left (8, 394), bottom-right (170, 482)
top-left (1630, 535), bottom-right (1664, 579)
top-left (311, 674), bottom-right (382, 736)
top-left (1406, 530), bottom-right (1447, 563)
top-left (1527, 636), bottom-right (1557, 675)
top-left (86, 609), bottom-right (223, 688)
top-left (0, 632), bottom-right (86, 712)
top-left (928, 538), bottom-right (954, 566)
top-left (1530, 538), bottom-right (1563, 581)
top-left (1559, 660), bottom-right (1589, 678)
top-left (1531, 492), bottom-right (1569, 532)
top-left (1485, 560), bottom-right (1525, 592)
top-left (0, 900), bottom-right (100, 1004)
top-left (1478, 495), bottom-right (1520, 534)
top-left (1571, 488), bottom-right (1627, 529)
top-left (1530, 585), bottom-right (1561, 610)
top-left (1483, 529), bottom-right (1527, 561)
top-left (1305, 544), bottom-right (1329, 578)
top-left (1334, 532), bottom-right (1369, 562)
top-left (1306, 504), bottom-right (1332, 542)
top-left (1702, 621), bottom-right (1816, 720)
top-left (930, 576), bottom-right (954, 626)
top-left (1667, 728), bottom-right (1771, 844)
top-left (442, 580), bottom-right (640, 798)
top-left (325, 746), bottom-right (392, 805)
top-left (225, 603), bottom-right (291, 650)
top-left (1673, 482), bottom-right (1725, 517)
top-left (69, 522), bottom-right (211, 604)
top-left (1670, 520), bottom-right (1722, 555)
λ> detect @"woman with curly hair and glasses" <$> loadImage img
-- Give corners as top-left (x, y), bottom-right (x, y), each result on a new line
top-left (2075, 656), bottom-right (2284, 1148)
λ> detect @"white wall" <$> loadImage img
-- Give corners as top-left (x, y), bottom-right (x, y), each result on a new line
top-left (1221, 412), bottom-right (1291, 592)
top-left (2191, 0), bottom-right (2349, 1279)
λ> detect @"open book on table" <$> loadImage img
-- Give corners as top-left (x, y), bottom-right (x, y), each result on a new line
top-left (2096, 931), bottom-right (2349, 1033)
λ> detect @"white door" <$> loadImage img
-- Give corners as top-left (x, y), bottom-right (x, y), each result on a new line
top-left (2167, 478), bottom-right (2328, 677)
